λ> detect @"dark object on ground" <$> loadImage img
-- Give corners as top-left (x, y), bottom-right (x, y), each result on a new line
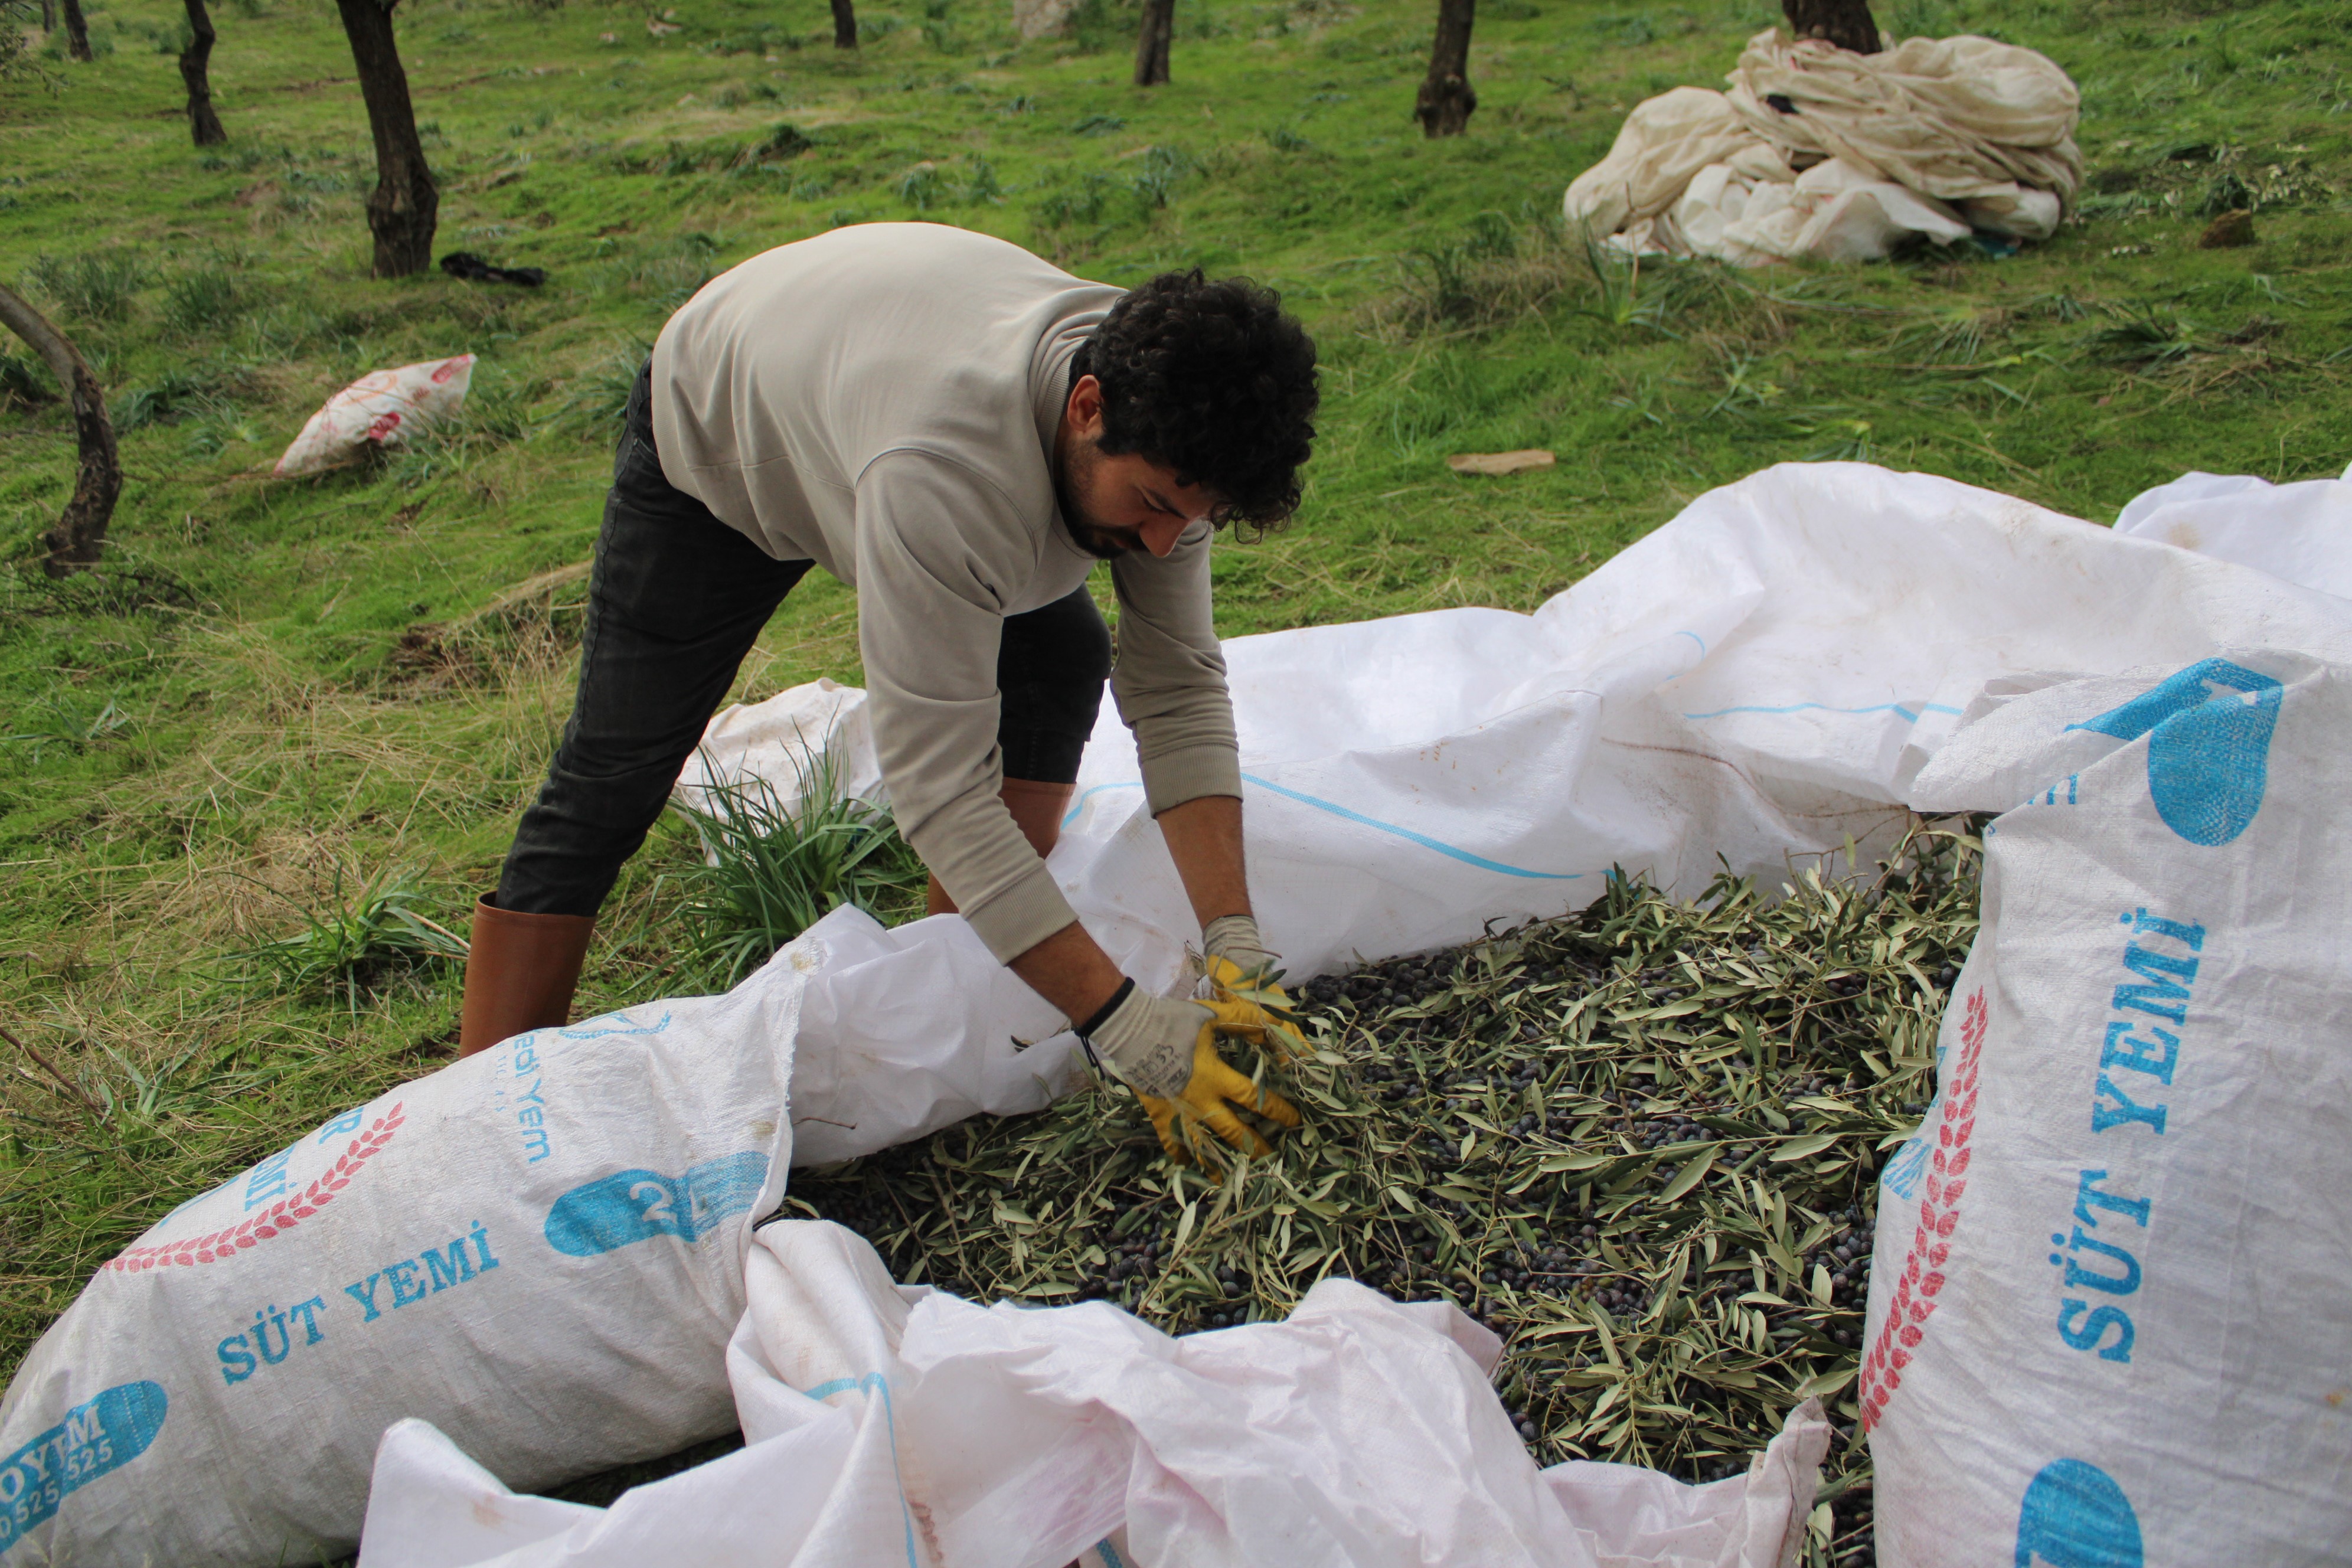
top-left (441, 251), bottom-right (548, 288)
top-left (830, 0), bottom-right (857, 48)
top-left (1133, 0), bottom-right (1172, 86)
top-left (335, 0), bottom-right (438, 277)
top-left (1782, 0), bottom-right (1880, 54)
top-left (179, 0), bottom-right (226, 146)
top-left (1416, 0), bottom-right (1476, 136)
top-left (0, 282), bottom-right (121, 578)
top-left (2198, 209), bottom-right (2256, 249)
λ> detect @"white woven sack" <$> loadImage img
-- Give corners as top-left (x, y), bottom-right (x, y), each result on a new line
top-left (273, 354), bottom-right (475, 478)
top-left (1867, 652), bottom-right (2352, 1564)
top-left (0, 945), bottom-right (809, 1567)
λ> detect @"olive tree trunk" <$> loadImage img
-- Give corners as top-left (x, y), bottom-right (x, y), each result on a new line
top-left (333, 0), bottom-right (437, 277)
top-left (1133, 0), bottom-right (1172, 86)
top-left (1781, 0), bottom-right (1880, 53)
top-left (57, 0), bottom-right (91, 61)
top-left (829, 0), bottom-right (856, 48)
top-left (179, 0), bottom-right (227, 146)
top-left (1414, 0), bottom-right (1475, 136)
top-left (40, 0), bottom-right (56, 33)
top-left (0, 283), bottom-right (122, 578)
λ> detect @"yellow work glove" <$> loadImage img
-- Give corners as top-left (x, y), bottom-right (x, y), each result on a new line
top-left (1080, 981), bottom-right (1302, 1164)
top-left (1201, 913), bottom-right (1306, 1061)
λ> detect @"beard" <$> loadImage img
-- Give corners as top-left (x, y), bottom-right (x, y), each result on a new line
top-left (1055, 437), bottom-right (1136, 559)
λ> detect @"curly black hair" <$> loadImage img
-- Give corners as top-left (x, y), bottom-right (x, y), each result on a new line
top-left (1076, 269), bottom-right (1318, 530)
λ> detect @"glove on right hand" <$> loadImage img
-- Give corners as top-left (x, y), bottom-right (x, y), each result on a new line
top-left (1083, 982), bottom-right (1302, 1161)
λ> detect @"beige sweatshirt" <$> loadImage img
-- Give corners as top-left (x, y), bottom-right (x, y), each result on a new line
top-left (649, 223), bottom-right (1241, 963)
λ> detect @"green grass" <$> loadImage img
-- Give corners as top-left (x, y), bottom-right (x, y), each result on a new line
top-left (671, 747), bottom-right (926, 988)
top-left (2, 0), bottom-right (2348, 1415)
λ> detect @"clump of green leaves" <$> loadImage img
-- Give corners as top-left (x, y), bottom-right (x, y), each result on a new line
top-left (2085, 301), bottom-right (2200, 368)
top-left (161, 257), bottom-right (256, 335)
top-left (669, 747), bottom-right (927, 988)
top-left (793, 825), bottom-right (1979, 1511)
top-left (27, 250), bottom-right (150, 322)
top-left (230, 867), bottom-right (470, 1004)
top-left (557, 339), bottom-right (651, 437)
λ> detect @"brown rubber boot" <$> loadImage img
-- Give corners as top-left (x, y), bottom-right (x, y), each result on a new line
top-left (925, 778), bottom-right (1079, 917)
top-left (456, 897), bottom-right (597, 1057)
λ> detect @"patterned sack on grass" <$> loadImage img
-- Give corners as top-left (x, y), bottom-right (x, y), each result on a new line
top-left (272, 354), bottom-right (474, 479)
top-left (0, 944), bottom-right (808, 1568)
top-left (1868, 652), bottom-right (2352, 1566)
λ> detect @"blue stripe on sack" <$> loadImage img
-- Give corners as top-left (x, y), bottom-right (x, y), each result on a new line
top-left (1239, 773), bottom-right (1583, 880)
top-left (1680, 700), bottom-right (1965, 722)
top-left (1061, 779), bottom-right (1146, 827)
top-left (798, 1374), bottom-right (920, 1568)
top-left (1060, 776), bottom-right (1582, 880)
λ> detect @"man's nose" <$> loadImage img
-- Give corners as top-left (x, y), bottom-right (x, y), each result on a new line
top-left (1139, 515), bottom-right (1185, 558)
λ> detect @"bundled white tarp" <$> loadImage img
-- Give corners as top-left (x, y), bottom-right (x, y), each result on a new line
top-left (11, 459), bottom-right (2352, 1566)
top-left (1563, 31), bottom-right (2082, 264)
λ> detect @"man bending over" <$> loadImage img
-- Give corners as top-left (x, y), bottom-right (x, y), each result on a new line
top-left (458, 221), bottom-right (1321, 1161)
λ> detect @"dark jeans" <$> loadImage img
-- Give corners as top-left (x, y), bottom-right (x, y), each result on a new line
top-left (495, 368), bottom-right (1112, 919)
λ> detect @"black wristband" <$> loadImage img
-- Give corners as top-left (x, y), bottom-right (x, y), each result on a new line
top-left (1074, 976), bottom-right (1135, 1040)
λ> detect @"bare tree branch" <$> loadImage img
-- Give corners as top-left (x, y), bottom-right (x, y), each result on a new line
top-left (0, 282), bottom-right (121, 578)
top-left (0, 1022), bottom-right (103, 1118)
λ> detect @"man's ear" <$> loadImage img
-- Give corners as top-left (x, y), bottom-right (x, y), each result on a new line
top-left (1065, 374), bottom-right (1105, 440)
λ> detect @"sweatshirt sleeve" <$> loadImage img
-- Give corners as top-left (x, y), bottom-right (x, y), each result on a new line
top-left (1110, 522), bottom-right (1242, 812)
top-left (854, 450), bottom-right (1079, 964)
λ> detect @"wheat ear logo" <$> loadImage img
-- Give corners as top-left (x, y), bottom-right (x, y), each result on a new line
top-left (1860, 991), bottom-right (1985, 1429)
top-left (105, 1105), bottom-right (406, 1273)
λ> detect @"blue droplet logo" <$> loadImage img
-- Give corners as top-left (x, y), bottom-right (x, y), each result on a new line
top-left (2014, 1458), bottom-right (2142, 1568)
top-left (544, 1150), bottom-right (769, 1257)
top-left (2071, 657), bottom-right (2281, 846)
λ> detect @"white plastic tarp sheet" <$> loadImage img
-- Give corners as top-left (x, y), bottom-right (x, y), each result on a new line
top-left (691, 461), bottom-right (2352, 1171)
top-left (360, 1220), bottom-right (1833, 1568)
top-left (2111, 462), bottom-right (2352, 602)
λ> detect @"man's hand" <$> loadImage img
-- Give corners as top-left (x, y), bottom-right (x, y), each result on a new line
top-left (1083, 983), bottom-right (1301, 1162)
top-left (1201, 912), bottom-right (1305, 1060)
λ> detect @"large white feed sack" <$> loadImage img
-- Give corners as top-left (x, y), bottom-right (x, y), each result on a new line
top-left (0, 953), bottom-right (809, 1567)
top-left (1868, 652), bottom-right (2352, 1564)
